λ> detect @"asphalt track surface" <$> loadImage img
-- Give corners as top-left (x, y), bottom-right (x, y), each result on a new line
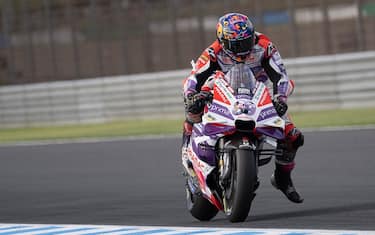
top-left (0, 128), bottom-right (374, 231)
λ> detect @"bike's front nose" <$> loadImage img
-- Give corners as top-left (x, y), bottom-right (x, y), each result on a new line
top-left (234, 119), bottom-right (255, 133)
top-left (232, 100), bottom-right (256, 133)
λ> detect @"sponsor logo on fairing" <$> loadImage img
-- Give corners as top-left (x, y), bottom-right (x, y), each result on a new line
top-left (233, 101), bottom-right (256, 115)
top-left (189, 150), bottom-right (206, 171)
top-left (205, 114), bottom-right (216, 121)
top-left (208, 103), bottom-right (233, 120)
top-left (214, 79), bottom-right (235, 103)
top-left (257, 106), bottom-right (277, 121)
top-left (214, 85), bottom-right (229, 104)
top-left (237, 88), bottom-right (251, 95)
top-left (252, 83), bottom-right (264, 102)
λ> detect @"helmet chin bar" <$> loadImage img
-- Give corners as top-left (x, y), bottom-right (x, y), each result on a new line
top-left (222, 47), bottom-right (251, 63)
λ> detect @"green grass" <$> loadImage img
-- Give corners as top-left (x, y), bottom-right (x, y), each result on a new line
top-left (0, 119), bottom-right (183, 143)
top-left (0, 108), bottom-right (374, 143)
top-left (291, 108), bottom-right (375, 128)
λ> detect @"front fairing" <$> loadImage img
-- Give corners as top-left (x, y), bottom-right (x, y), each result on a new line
top-left (202, 77), bottom-right (285, 140)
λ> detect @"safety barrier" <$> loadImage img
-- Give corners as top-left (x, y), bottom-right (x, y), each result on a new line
top-left (0, 51), bottom-right (374, 127)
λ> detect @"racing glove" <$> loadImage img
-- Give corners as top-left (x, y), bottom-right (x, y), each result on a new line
top-left (273, 96), bottom-right (288, 117)
top-left (184, 91), bottom-right (212, 114)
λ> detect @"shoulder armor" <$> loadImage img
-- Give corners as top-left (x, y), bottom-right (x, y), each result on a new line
top-left (256, 32), bottom-right (277, 58)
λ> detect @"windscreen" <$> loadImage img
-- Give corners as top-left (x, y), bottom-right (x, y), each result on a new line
top-left (226, 64), bottom-right (256, 97)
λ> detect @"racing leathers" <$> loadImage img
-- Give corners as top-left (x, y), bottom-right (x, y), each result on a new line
top-left (182, 32), bottom-right (304, 203)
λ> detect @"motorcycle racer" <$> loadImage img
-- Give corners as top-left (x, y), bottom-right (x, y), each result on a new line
top-left (182, 13), bottom-right (304, 203)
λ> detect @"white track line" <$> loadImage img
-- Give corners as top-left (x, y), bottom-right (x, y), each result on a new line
top-left (0, 224), bottom-right (374, 235)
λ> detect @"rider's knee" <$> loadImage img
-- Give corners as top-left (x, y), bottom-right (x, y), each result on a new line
top-left (285, 124), bottom-right (304, 150)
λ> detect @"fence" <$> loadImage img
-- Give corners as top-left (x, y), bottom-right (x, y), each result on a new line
top-left (1, 0), bottom-right (375, 85)
top-left (0, 51), bottom-right (375, 128)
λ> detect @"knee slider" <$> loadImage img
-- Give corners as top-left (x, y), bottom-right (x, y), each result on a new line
top-left (286, 127), bottom-right (304, 150)
top-left (293, 132), bottom-right (304, 149)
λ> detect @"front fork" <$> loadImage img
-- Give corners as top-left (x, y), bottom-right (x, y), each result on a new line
top-left (217, 138), bottom-right (231, 185)
top-left (217, 136), bottom-right (259, 214)
top-left (217, 136), bottom-right (258, 187)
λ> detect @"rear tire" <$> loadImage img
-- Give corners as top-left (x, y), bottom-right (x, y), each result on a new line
top-left (186, 183), bottom-right (218, 221)
top-left (224, 149), bottom-right (257, 222)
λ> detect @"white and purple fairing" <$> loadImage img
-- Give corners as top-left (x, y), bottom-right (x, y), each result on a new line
top-left (182, 64), bottom-right (285, 209)
top-left (200, 64), bottom-right (285, 140)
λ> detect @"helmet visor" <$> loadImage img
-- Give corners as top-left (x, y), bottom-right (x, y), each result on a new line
top-left (223, 36), bottom-right (254, 55)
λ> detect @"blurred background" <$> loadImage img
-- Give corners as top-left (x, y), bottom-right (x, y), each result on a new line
top-left (1, 0), bottom-right (375, 85)
top-left (0, 0), bottom-right (375, 129)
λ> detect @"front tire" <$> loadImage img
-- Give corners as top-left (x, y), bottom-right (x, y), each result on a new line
top-left (224, 149), bottom-right (257, 222)
top-left (186, 182), bottom-right (218, 221)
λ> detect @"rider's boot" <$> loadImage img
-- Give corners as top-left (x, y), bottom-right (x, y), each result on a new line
top-left (271, 124), bottom-right (304, 203)
top-left (271, 162), bottom-right (303, 203)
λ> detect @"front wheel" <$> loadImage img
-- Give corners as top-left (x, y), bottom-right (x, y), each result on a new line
top-left (223, 149), bottom-right (257, 222)
top-left (185, 180), bottom-right (218, 221)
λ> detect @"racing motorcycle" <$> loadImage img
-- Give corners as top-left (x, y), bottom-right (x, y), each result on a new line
top-left (181, 64), bottom-right (285, 222)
